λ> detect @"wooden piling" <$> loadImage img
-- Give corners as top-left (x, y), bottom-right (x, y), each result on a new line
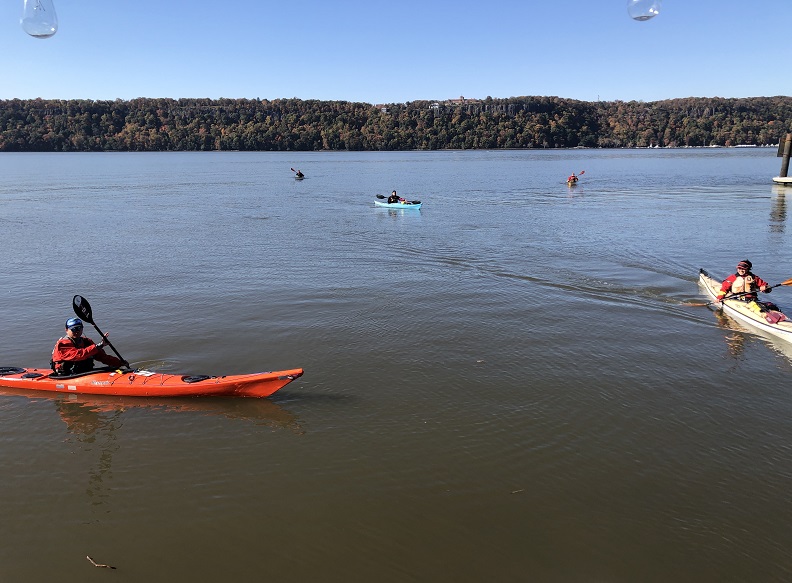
top-left (774, 133), bottom-right (792, 185)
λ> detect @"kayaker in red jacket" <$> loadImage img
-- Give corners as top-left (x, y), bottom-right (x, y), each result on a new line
top-left (51, 317), bottom-right (124, 375)
top-left (716, 260), bottom-right (771, 302)
top-left (567, 173), bottom-right (578, 183)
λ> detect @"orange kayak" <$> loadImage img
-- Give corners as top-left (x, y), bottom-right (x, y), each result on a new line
top-left (0, 366), bottom-right (303, 398)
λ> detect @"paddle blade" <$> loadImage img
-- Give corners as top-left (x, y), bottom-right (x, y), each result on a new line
top-left (579, 170), bottom-right (585, 176)
top-left (72, 295), bottom-right (94, 324)
top-left (375, 194), bottom-right (386, 199)
top-left (778, 277), bottom-right (792, 287)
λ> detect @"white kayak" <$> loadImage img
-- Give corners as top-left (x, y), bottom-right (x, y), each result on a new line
top-left (374, 199), bottom-right (421, 210)
top-left (698, 268), bottom-right (792, 344)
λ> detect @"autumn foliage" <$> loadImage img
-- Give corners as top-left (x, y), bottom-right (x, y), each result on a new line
top-left (0, 95), bottom-right (789, 152)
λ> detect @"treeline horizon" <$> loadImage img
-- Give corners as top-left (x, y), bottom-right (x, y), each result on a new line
top-left (0, 95), bottom-right (790, 152)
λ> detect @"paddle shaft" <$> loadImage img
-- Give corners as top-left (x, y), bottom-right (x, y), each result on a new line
top-left (90, 321), bottom-right (128, 366)
top-left (715, 278), bottom-right (792, 303)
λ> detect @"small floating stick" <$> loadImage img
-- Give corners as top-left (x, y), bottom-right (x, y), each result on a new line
top-left (87, 555), bottom-right (116, 569)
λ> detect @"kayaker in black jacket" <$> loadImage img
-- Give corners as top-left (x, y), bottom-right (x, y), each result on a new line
top-left (387, 190), bottom-right (402, 204)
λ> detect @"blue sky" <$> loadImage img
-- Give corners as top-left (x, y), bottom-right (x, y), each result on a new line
top-left (0, 0), bottom-right (788, 104)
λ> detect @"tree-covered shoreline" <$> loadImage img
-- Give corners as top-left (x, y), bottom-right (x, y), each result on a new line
top-left (0, 95), bottom-right (790, 152)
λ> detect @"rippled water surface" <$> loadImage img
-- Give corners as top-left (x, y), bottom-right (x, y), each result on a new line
top-left (1, 149), bottom-right (791, 582)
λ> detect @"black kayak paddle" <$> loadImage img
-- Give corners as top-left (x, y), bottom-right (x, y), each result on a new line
top-left (72, 295), bottom-right (129, 367)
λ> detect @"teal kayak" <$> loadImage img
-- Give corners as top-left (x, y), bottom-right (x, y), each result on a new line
top-left (374, 199), bottom-right (421, 209)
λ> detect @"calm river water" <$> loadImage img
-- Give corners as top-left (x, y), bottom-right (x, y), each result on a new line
top-left (1, 148), bottom-right (791, 582)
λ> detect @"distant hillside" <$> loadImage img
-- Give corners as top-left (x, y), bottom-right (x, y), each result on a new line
top-left (0, 95), bottom-right (790, 151)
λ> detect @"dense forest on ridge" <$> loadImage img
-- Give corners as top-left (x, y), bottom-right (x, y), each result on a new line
top-left (0, 95), bottom-right (790, 152)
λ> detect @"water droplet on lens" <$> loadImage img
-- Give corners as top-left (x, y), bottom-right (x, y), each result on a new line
top-left (627, 0), bottom-right (661, 21)
top-left (21, 0), bottom-right (58, 39)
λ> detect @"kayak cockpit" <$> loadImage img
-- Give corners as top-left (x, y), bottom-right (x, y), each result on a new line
top-left (48, 365), bottom-right (134, 380)
top-left (0, 365), bottom-right (134, 381)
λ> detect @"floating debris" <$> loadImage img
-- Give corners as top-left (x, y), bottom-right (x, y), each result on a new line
top-left (86, 555), bottom-right (116, 569)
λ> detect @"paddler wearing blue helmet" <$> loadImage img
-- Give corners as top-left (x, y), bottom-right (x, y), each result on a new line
top-left (50, 317), bottom-right (124, 376)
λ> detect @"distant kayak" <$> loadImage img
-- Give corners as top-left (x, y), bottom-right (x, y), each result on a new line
top-left (295, 175), bottom-right (304, 180)
top-left (567, 171), bottom-right (584, 186)
top-left (374, 196), bottom-right (421, 209)
top-left (0, 366), bottom-right (304, 398)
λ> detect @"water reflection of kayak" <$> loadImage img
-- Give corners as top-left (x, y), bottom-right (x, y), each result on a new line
top-left (0, 385), bottom-right (304, 432)
top-left (0, 366), bottom-right (303, 398)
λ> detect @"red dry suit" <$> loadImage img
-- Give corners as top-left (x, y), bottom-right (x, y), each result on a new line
top-left (51, 336), bottom-right (124, 375)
